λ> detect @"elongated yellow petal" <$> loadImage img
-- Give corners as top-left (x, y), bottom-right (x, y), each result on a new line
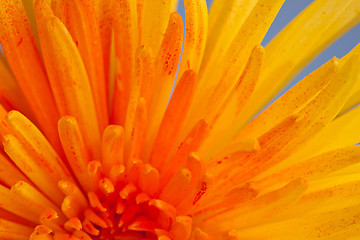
top-left (60, 0), bottom-right (108, 130)
top-left (283, 178), bottom-right (360, 219)
top-left (11, 181), bottom-right (63, 219)
top-left (244, 0), bottom-right (360, 121)
top-left (338, 43), bottom-right (360, 114)
top-left (123, 47), bottom-right (150, 160)
top-left (251, 42), bottom-right (360, 177)
top-left (141, 0), bottom-right (175, 55)
top-left (254, 146), bottom-right (360, 192)
top-left (237, 57), bottom-right (339, 140)
top-left (238, 203), bottom-right (360, 239)
top-left (178, 0), bottom-right (207, 78)
top-left (289, 104), bottom-right (360, 164)
top-left (210, 115), bottom-right (304, 189)
top-left (238, 41), bottom-right (357, 142)
top-left (143, 12), bottom-right (184, 161)
top-left (202, 179), bottom-right (307, 232)
top-left (3, 134), bottom-right (65, 204)
top-left (201, 0), bottom-right (257, 79)
top-left (35, 0), bottom-right (101, 159)
top-left (92, 0), bottom-right (115, 87)
top-left (200, 0), bottom-right (285, 93)
top-left (6, 111), bottom-right (72, 181)
top-left (186, 0), bottom-right (285, 139)
top-left (58, 117), bottom-right (95, 192)
top-left (101, 125), bottom-right (124, 176)
top-left (198, 45), bottom-right (264, 159)
top-left (0, 184), bottom-right (40, 224)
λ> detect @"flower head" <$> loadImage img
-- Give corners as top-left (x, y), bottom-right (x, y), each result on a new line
top-left (0, 0), bottom-right (359, 239)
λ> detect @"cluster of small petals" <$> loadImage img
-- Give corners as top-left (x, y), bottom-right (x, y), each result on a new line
top-left (0, 0), bottom-right (359, 240)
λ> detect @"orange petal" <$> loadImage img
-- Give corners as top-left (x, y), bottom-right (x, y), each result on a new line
top-left (160, 168), bottom-right (192, 206)
top-left (0, 218), bottom-right (33, 240)
top-left (126, 98), bottom-right (147, 166)
top-left (0, 151), bottom-right (29, 188)
top-left (0, 0), bottom-right (60, 148)
top-left (0, 56), bottom-right (32, 117)
top-left (150, 70), bottom-right (197, 169)
top-left (101, 125), bottom-right (124, 176)
top-left (111, 0), bottom-right (139, 125)
top-left (143, 12), bottom-right (184, 161)
top-left (92, 0), bottom-right (116, 87)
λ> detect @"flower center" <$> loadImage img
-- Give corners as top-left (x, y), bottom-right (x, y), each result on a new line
top-left (79, 179), bottom-right (177, 239)
top-left (29, 156), bottom-right (206, 240)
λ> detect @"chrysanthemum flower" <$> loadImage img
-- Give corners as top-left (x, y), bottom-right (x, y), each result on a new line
top-left (0, 0), bottom-right (359, 239)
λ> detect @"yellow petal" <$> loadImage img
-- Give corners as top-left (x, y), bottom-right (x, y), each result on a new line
top-left (210, 115), bottom-right (303, 189)
top-left (196, 0), bottom-right (285, 108)
top-left (250, 43), bottom-right (360, 177)
top-left (101, 125), bottom-right (124, 176)
top-left (337, 43), bottom-right (360, 114)
top-left (92, 0), bottom-right (115, 86)
top-left (6, 111), bottom-right (72, 181)
top-left (35, 0), bottom-right (101, 159)
top-left (58, 117), bottom-right (95, 192)
top-left (178, 0), bottom-right (208, 78)
top-left (233, 204), bottom-right (360, 239)
top-left (201, 0), bottom-right (257, 80)
top-left (3, 134), bottom-right (64, 204)
top-left (123, 47), bottom-right (151, 160)
top-left (141, 0), bottom-right (175, 55)
top-left (236, 57), bottom-right (339, 140)
top-left (0, 184), bottom-right (40, 224)
top-left (59, 0), bottom-right (108, 130)
top-left (244, 0), bottom-right (359, 121)
top-left (11, 181), bottom-right (64, 220)
top-left (198, 45), bottom-right (264, 159)
top-left (254, 146), bottom-right (360, 192)
top-left (202, 178), bottom-right (307, 232)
